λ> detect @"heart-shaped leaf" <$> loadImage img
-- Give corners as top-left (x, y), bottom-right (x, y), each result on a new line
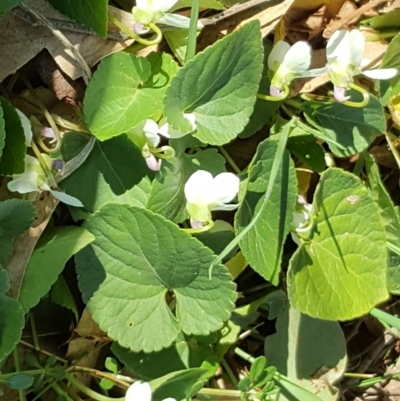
top-left (76, 204), bottom-right (236, 352)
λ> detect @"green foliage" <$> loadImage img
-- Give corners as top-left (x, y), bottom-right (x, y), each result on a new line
top-left (60, 133), bottom-right (152, 220)
top-left (288, 168), bottom-right (388, 320)
top-left (0, 0), bottom-right (21, 18)
top-left (46, 0), bottom-right (108, 38)
top-left (0, 199), bottom-right (35, 265)
top-left (84, 53), bottom-right (178, 140)
top-left (0, 97), bottom-right (26, 175)
top-left (77, 203), bottom-right (236, 352)
top-left (164, 21), bottom-right (263, 145)
top-left (304, 94), bottom-right (386, 156)
top-left (235, 134), bottom-right (297, 285)
top-left (18, 226), bottom-right (95, 312)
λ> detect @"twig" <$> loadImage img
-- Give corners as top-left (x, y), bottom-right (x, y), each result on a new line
top-left (18, 2), bottom-right (92, 85)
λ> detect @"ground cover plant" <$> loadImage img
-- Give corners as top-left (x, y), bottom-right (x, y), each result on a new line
top-left (1, 0), bottom-right (400, 400)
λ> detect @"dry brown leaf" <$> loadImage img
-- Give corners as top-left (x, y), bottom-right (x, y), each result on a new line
top-left (0, 0), bottom-right (134, 82)
top-left (5, 193), bottom-right (58, 299)
top-left (198, 0), bottom-right (296, 51)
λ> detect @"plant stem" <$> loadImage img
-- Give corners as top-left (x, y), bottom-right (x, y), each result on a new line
top-left (65, 373), bottom-right (124, 401)
top-left (199, 388), bottom-right (241, 397)
top-left (370, 307), bottom-right (400, 330)
top-left (234, 347), bottom-right (255, 363)
top-left (221, 358), bottom-right (239, 388)
top-left (52, 382), bottom-right (75, 401)
top-left (28, 312), bottom-right (40, 351)
top-left (13, 348), bottom-right (27, 401)
top-left (218, 146), bottom-right (241, 174)
top-left (185, 0), bottom-right (200, 62)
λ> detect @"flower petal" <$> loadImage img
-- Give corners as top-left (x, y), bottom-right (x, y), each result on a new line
top-left (145, 154), bottom-right (162, 171)
top-left (136, 0), bottom-right (151, 11)
top-left (348, 29), bottom-right (364, 69)
top-left (162, 398), bottom-right (177, 401)
top-left (143, 119), bottom-right (161, 147)
top-left (326, 30), bottom-right (350, 65)
top-left (333, 86), bottom-right (350, 103)
top-left (183, 113), bottom-right (197, 131)
top-left (49, 190), bottom-right (83, 207)
top-left (210, 172), bottom-right (240, 205)
top-left (363, 68), bottom-right (398, 80)
top-left (157, 13), bottom-right (202, 29)
top-left (268, 41), bottom-right (290, 70)
top-left (184, 170), bottom-right (214, 205)
top-left (159, 113), bottom-right (197, 139)
top-left (16, 109), bottom-right (33, 146)
top-left (125, 381), bottom-right (152, 401)
top-left (282, 41), bottom-right (312, 72)
top-left (212, 203), bottom-right (239, 212)
top-left (7, 170), bottom-right (39, 194)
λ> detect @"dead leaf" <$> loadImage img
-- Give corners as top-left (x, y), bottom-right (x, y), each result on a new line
top-left (0, 0), bottom-right (134, 82)
top-left (198, 0), bottom-right (296, 51)
top-left (5, 193), bottom-right (58, 299)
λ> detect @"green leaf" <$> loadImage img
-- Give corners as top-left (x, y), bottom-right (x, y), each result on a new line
top-left (77, 204), bottom-right (236, 352)
top-left (84, 53), bottom-right (178, 140)
top-left (147, 144), bottom-right (225, 223)
top-left (287, 135), bottom-right (325, 173)
top-left (0, 0), bottom-right (21, 18)
top-left (172, 0), bottom-right (224, 11)
top-left (60, 133), bottom-right (152, 221)
top-left (112, 332), bottom-right (215, 380)
top-left (50, 275), bottom-right (79, 321)
top-left (0, 97), bottom-right (26, 175)
top-left (164, 21), bottom-right (263, 145)
top-left (0, 199), bottom-right (35, 266)
top-left (7, 373), bottom-right (34, 390)
top-left (362, 8), bottom-right (400, 29)
top-left (18, 226), bottom-right (95, 313)
top-left (151, 369), bottom-right (207, 401)
top-left (387, 251), bottom-right (400, 294)
top-left (303, 94), bottom-right (386, 157)
top-left (265, 291), bottom-right (347, 401)
top-left (380, 33), bottom-right (400, 106)
top-left (239, 40), bottom-right (280, 139)
top-left (105, 357), bottom-right (118, 374)
top-left (164, 30), bottom-right (191, 65)
top-left (0, 268), bottom-right (25, 362)
top-left (365, 154), bottom-right (400, 254)
top-left (235, 138), bottom-right (297, 285)
top-left (46, 0), bottom-right (108, 38)
top-left (288, 168), bottom-right (389, 320)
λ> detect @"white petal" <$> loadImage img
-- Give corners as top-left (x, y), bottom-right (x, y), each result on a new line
top-left (125, 382), bottom-right (152, 401)
top-left (154, 0), bottom-right (178, 12)
top-left (326, 30), bottom-right (350, 65)
top-left (136, 0), bottom-right (150, 11)
top-left (268, 41), bottom-right (290, 70)
top-left (299, 66), bottom-right (329, 78)
top-left (348, 29), bottom-right (364, 69)
top-left (143, 119), bottom-right (159, 136)
top-left (16, 109), bottom-right (33, 146)
top-left (7, 170), bottom-right (39, 194)
top-left (183, 113), bottom-right (197, 131)
top-left (157, 13), bottom-right (200, 29)
top-left (162, 398), bottom-right (177, 401)
top-left (212, 203), bottom-right (239, 212)
top-left (49, 190), bottom-right (83, 207)
top-left (210, 172), bottom-right (240, 205)
top-left (282, 41), bottom-right (311, 72)
top-left (363, 68), bottom-right (398, 80)
top-left (184, 170), bottom-right (214, 205)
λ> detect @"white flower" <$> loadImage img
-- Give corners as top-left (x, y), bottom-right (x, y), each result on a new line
top-left (7, 155), bottom-right (83, 207)
top-left (290, 196), bottom-right (312, 246)
top-left (132, 0), bottom-right (203, 29)
top-left (268, 41), bottom-right (327, 96)
top-left (125, 381), bottom-right (175, 401)
top-left (143, 113), bottom-right (197, 147)
top-left (184, 170), bottom-right (240, 228)
top-left (326, 29), bottom-right (397, 101)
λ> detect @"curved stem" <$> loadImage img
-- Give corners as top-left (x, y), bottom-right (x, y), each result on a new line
top-left (31, 141), bottom-right (58, 188)
top-left (342, 82), bottom-right (369, 108)
top-left (300, 93), bottom-right (330, 102)
top-left (151, 145), bottom-right (175, 159)
top-left (108, 14), bottom-right (162, 46)
top-left (257, 84), bottom-right (289, 102)
top-left (182, 220), bottom-right (214, 234)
